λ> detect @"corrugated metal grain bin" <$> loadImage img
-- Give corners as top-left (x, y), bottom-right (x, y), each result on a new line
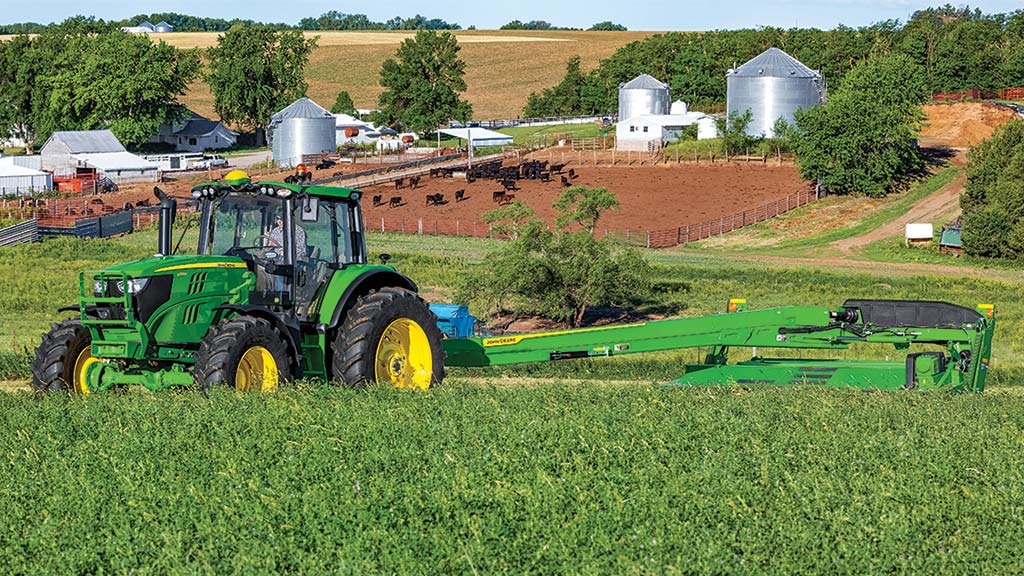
top-left (269, 98), bottom-right (336, 168)
top-left (726, 48), bottom-right (825, 138)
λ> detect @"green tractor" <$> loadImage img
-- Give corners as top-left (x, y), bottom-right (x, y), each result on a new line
top-left (32, 170), bottom-right (446, 394)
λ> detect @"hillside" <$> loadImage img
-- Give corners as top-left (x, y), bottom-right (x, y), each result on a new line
top-left (156, 30), bottom-right (655, 121)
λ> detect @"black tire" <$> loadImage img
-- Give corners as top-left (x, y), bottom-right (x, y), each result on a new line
top-left (31, 318), bottom-right (93, 395)
top-left (195, 316), bottom-right (291, 391)
top-left (332, 287), bottom-right (445, 389)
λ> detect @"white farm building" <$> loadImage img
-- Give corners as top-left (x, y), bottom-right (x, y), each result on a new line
top-left (0, 157), bottom-right (51, 196)
top-left (41, 130), bottom-right (158, 183)
top-left (615, 97), bottom-right (718, 151)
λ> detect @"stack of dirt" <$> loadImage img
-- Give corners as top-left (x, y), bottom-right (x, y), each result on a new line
top-left (920, 102), bottom-right (1020, 147)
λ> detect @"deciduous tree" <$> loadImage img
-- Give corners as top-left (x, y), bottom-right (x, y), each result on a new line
top-left (377, 31), bottom-right (472, 134)
top-left (206, 25), bottom-right (317, 146)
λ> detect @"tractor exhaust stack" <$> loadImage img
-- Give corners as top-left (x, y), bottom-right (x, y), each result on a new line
top-left (154, 187), bottom-right (176, 256)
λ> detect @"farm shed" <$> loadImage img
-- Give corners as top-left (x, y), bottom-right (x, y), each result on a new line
top-left (269, 98), bottom-right (336, 167)
top-left (40, 130), bottom-right (158, 183)
top-left (149, 112), bottom-right (237, 152)
top-left (727, 47), bottom-right (825, 138)
top-left (438, 128), bottom-right (512, 148)
top-left (0, 160), bottom-right (51, 196)
top-left (616, 112), bottom-right (712, 151)
top-left (334, 113), bottom-right (377, 146)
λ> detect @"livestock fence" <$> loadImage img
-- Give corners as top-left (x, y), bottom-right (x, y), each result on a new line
top-left (931, 87), bottom-right (1024, 102)
top-left (367, 187), bottom-right (819, 249)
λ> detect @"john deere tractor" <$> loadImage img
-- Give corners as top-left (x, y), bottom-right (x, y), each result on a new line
top-left (32, 170), bottom-right (445, 393)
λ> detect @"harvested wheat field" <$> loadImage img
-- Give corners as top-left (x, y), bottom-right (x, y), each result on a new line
top-left (920, 102), bottom-right (1021, 148)
top-left (159, 30), bottom-right (654, 121)
top-left (361, 163), bottom-right (811, 235)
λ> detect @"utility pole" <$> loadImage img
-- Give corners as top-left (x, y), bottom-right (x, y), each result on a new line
top-left (467, 126), bottom-right (473, 170)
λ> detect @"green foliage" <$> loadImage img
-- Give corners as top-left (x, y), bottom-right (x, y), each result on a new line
top-left (500, 20), bottom-right (557, 31)
top-left (4, 385), bottom-right (1024, 572)
top-left (589, 21), bottom-right (628, 31)
top-left (793, 54), bottom-right (928, 197)
top-left (961, 119), bottom-right (1024, 257)
top-left (0, 22), bottom-right (200, 149)
top-left (523, 56), bottom-right (597, 117)
top-left (298, 12), bottom-right (460, 31)
top-left (330, 90), bottom-right (356, 115)
top-left (715, 110), bottom-right (758, 156)
top-left (482, 200), bottom-right (535, 240)
top-left (206, 25), bottom-right (318, 146)
top-left (377, 31), bottom-right (472, 134)
top-left (552, 185), bottom-right (620, 232)
top-left (459, 188), bottom-right (648, 327)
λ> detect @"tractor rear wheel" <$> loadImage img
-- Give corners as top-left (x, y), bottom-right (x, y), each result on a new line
top-left (195, 316), bottom-right (290, 392)
top-left (31, 318), bottom-right (96, 395)
top-left (332, 287), bottom-right (445, 389)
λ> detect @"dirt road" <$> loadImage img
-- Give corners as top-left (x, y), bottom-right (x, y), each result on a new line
top-left (831, 170), bottom-right (965, 254)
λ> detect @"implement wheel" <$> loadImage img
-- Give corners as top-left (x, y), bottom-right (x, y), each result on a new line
top-left (31, 318), bottom-right (96, 395)
top-left (332, 287), bottom-right (445, 389)
top-left (195, 316), bottom-right (290, 392)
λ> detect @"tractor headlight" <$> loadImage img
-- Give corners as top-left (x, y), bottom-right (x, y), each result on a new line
top-left (94, 279), bottom-right (105, 296)
top-left (275, 187), bottom-right (292, 198)
top-left (115, 278), bottom-right (150, 295)
top-left (191, 189), bottom-right (202, 198)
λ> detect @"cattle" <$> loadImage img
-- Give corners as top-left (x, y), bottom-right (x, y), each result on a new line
top-left (540, 171), bottom-right (551, 183)
top-left (426, 193), bottom-right (445, 206)
top-left (389, 197), bottom-right (403, 208)
top-left (492, 191), bottom-right (506, 203)
top-left (455, 189), bottom-right (466, 202)
top-left (501, 179), bottom-right (519, 193)
top-left (497, 193), bottom-right (515, 206)
top-left (568, 168), bottom-right (576, 179)
top-left (394, 178), bottom-right (405, 189)
top-left (561, 175), bottom-right (571, 188)
top-left (410, 176), bottom-right (421, 189)
top-left (372, 195), bottom-right (383, 207)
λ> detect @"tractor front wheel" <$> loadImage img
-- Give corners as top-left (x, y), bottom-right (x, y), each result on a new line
top-left (195, 316), bottom-right (290, 392)
top-left (31, 318), bottom-right (96, 395)
top-left (332, 287), bottom-right (445, 389)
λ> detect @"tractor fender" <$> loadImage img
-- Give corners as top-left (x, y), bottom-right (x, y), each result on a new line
top-left (325, 269), bottom-right (418, 331)
top-left (212, 304), bottom-right (302, 376)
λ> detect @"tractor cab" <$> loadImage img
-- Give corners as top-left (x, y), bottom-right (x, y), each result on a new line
top-left (193, 170), bottom-right (364, 319)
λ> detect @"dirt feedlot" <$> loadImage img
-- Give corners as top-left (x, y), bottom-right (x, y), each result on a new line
top-left (361, 163), bottom-right (812, 233)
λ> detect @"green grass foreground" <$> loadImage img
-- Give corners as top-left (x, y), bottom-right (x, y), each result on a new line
top-left (2, 383), bottom-right (1023, 573)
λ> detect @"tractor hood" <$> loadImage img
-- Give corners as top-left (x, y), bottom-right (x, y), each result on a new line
top-left (97, 255), bottom-right (248, 278)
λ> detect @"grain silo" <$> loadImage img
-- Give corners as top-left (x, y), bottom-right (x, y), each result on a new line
top-left (726, 47), bottom-right (825, 138)
top-left (618, 74), bottom-right (671, 121)
top-left (269, 98), bottom-right (336, 167)
top-left (154, 21), bottom-right (174, 33)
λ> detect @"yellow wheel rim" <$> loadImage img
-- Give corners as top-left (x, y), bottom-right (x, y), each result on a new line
top-left (72, 346), bottom-right (98, 395)
top-left (374, 318), bottom-right (433, 390)
top-left (235, 346), bottom-right (280, 392)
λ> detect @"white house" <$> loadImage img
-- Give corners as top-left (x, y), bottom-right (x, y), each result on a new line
top-left (41, 130), bottom-right (158, 183)
top-left (149, 112), bottom-right (237, 152)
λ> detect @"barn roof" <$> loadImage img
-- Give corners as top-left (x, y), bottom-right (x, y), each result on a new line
top-left (45, 130), bottom-right (126, 154)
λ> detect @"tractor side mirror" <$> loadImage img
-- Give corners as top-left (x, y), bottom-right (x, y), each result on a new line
top-left (379, 253), bottom-right (392, 265)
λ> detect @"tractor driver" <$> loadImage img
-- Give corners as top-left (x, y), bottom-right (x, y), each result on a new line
top-left (267, 214), bottom-right (308, 260)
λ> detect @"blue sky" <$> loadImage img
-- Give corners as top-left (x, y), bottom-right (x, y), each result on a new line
top-left (7, 1), bottom-right (1024, 30)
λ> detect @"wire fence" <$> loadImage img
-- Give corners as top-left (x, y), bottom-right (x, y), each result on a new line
top-left (368, 188), bottom-right (819, 248)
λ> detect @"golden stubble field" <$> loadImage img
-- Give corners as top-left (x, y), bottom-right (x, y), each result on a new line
top-left (153, 30), bottom-right (656, 120)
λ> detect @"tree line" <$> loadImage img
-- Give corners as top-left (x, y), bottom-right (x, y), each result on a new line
top-left (0, 12), bottom-right (463, 34)
top-left (523, 5), bottom-right (1024, 117)
top-left (500, 21), bottom-right (627, 31)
